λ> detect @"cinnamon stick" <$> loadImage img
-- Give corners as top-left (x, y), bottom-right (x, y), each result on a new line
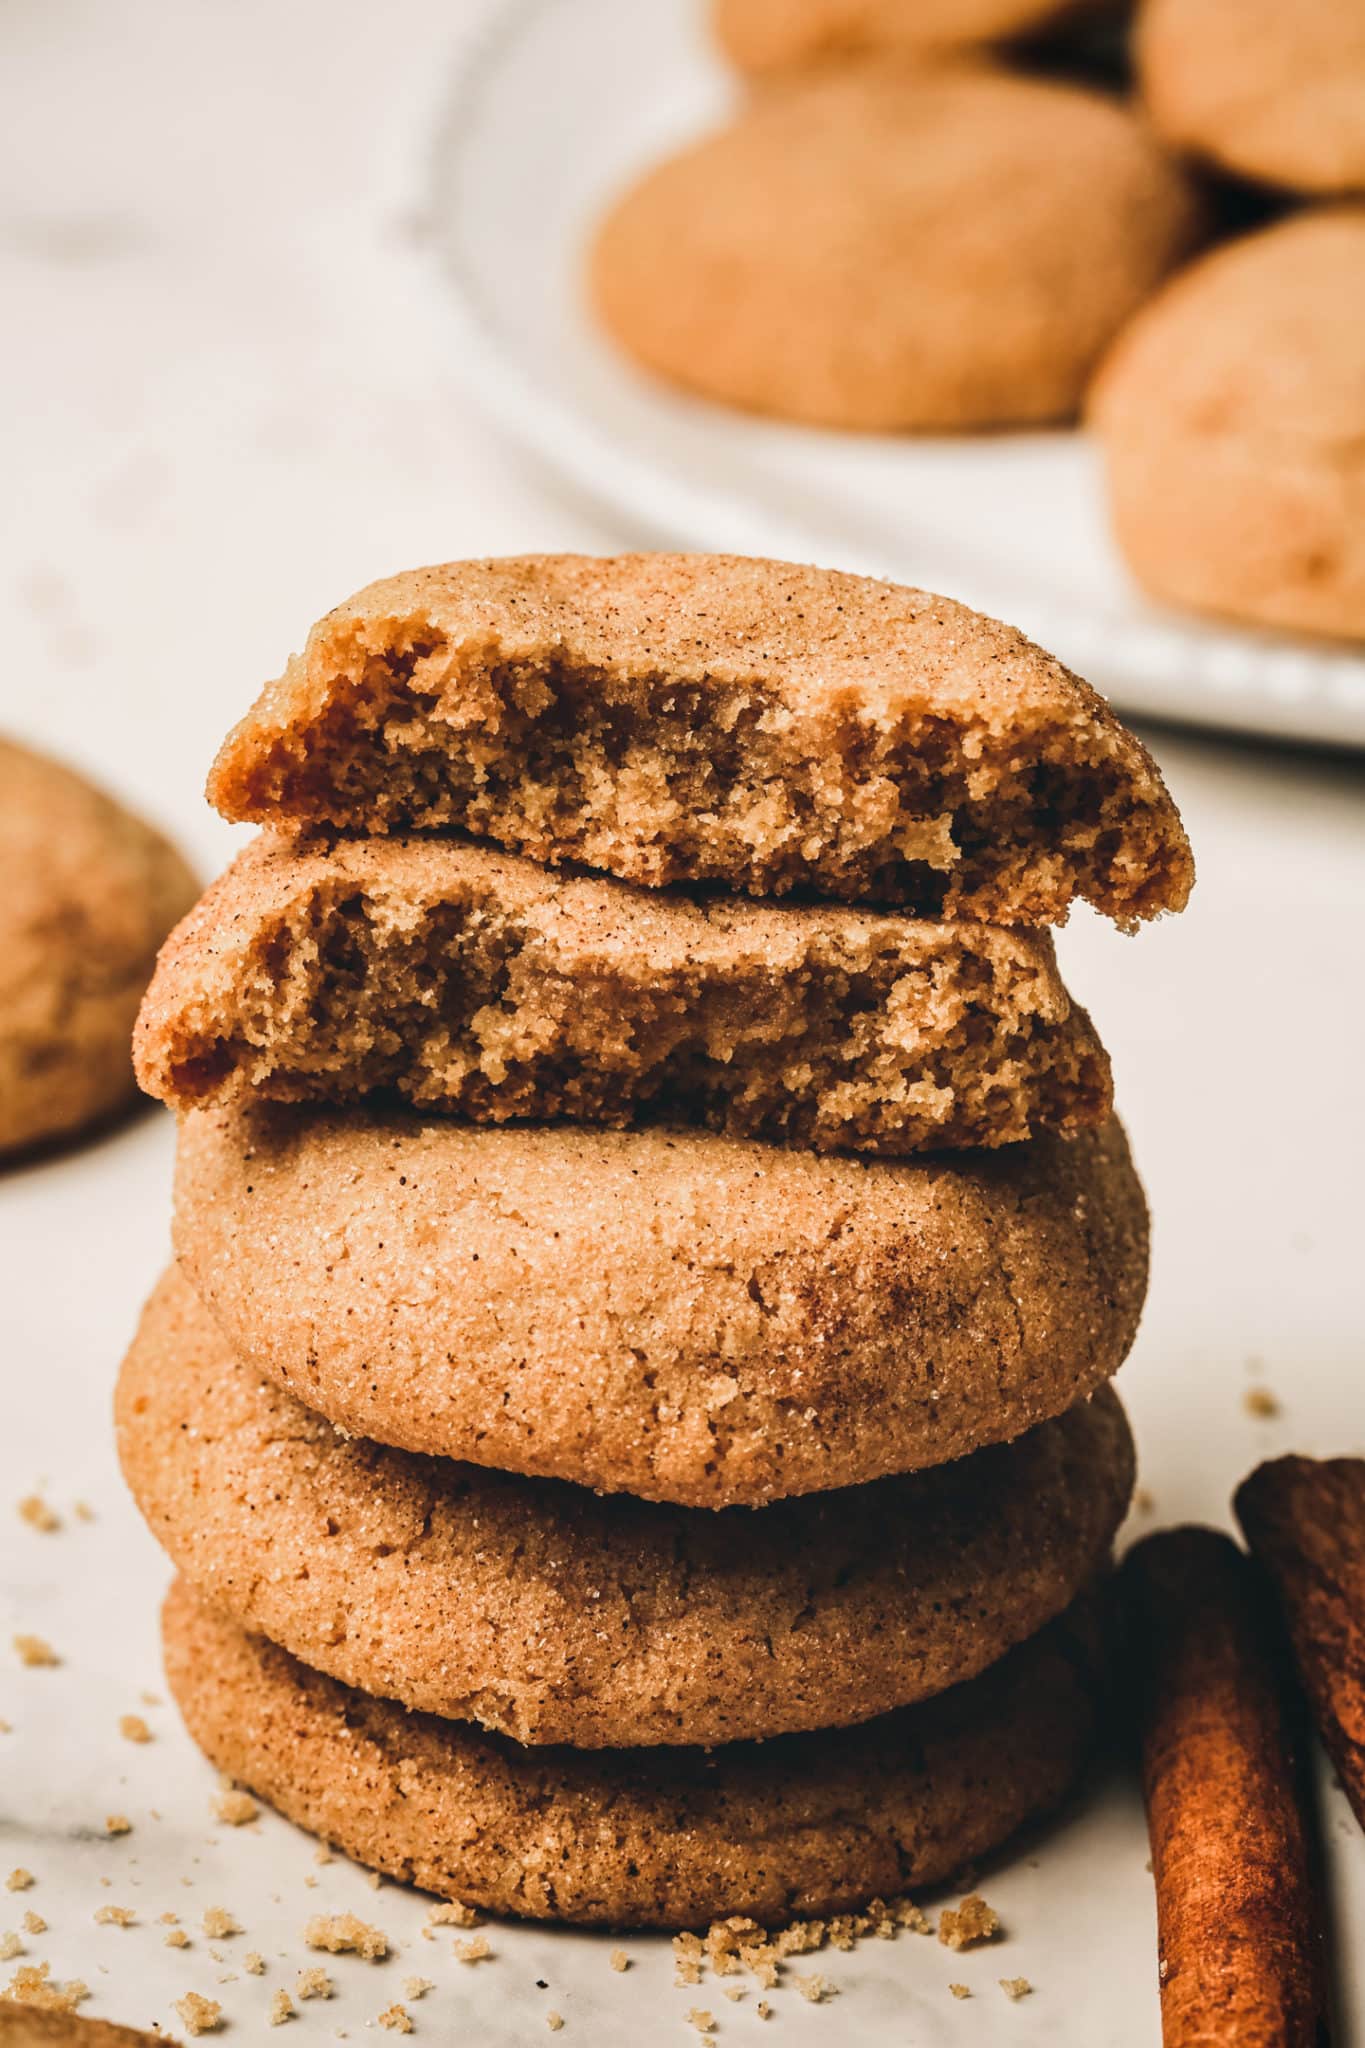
top-left (1122, 1526), bottom-right (1330, 2047)
top-left (1237, 1454), bottom-right (1365, 1837)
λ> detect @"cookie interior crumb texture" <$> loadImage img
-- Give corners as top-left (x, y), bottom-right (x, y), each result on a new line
top-left (207, 556), bottom-right (1193, 927)
top-left (174, 1101), bottom-right (1148, 1506)
top-left (135, 833), bottom-right (1112, 1153)
top-left (118, 1265), bottom-right (1133, 1745)
top-left (162, 1577), bottom-right (1107, 1929)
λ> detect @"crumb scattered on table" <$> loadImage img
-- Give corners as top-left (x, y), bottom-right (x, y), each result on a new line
top-left (20, 1913), bottom-right (43, 1937)
top-left (403, 1977), bottom-right (434, 1998)
top-left (1244, 1387), bottom-right (1280, 1419)
top-left (377, 2006), bottom-right (412, 2034)
top-left (950, 1983), bottom-right (972, 1998)
top-left (295, 1967), bottom-right (333, 1999)
top-left (213, 1787), bottom-right (259, 1826)
top-left (120, 1713), bottom-right (153, 1744)
top-left (105, 1814), bottom-right (132, 1835)
top-left (455, 1934), bottom-right (491, 1963)
top-left (5, 1873), bottom-right (34, 1894)
top-left (174, 1990), bottom-right (223, 2035)
top-left (1000, 1977), bottom-right (1033, 2000)
top-left (3, 1960), bottom-right (89, 2011)
top-left (609, 1947), bottom-right (629, 1972)
top-left (93, 1905), bottom-right (136, 1927)
top-left (546, 2014), bottom-right (563, 2033)
top-left (17, 1496), bottom-right (59, 1533)
top-left (269, 1987), bottom-right (295, 2025)
top-left (12, 1635), bottom-right (58, 1669)
top-left (938, 1895), bottom-right (1000, 1950)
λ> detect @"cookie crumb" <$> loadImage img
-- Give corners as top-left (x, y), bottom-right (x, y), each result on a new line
top-left (1000, 1977), bottom-right (1033, 2000)
top-left (105, 1814), bottom-right (132, 1835)
top-left (938, 1895), bottom-right (1000, 1950)
top-left (213, 1787), bottom-right (259, 1826)
top-left (305, 1913), bottom-right (387, 1961)
top-left (795, 1972), bottom-right (835, 2003)
top-left (0, 1934), bottom-right (22, 1963)
top-left (313, 1846), bottom-right (333, 1866)
top-left (684, 2012), bottom-right (716, 2035)
top-left (722, 1986), bottom-right (743, 2003)
top-left (174, 1991), bottom-right (223, 2035)
top-left (426, 1900), bottom-right (481, 1928)
top-left (94, 1905), bottom-right (135, 1927)
top-left (756, 2000), bottom-right (772, 2020)
top-left (295, 1968), bottom-right (333, 2000)
top-left (3, 1961), bottom-right (88, 2012)
top-left (1134, 1486), bottom-right (1156, 1514)
top-left (377, 2006), bottom-right (412, 2034)
top-left (75, 1501), bottom-right (95, 1522)
top-left (950, 1983), bottom-right (971, 1999)
top-left (21, 1913), bottom-right (44, 1937)
top-left (5, 1872), bottom-right (34, 1893)
top-left (455, 1934), bottom-right (491, 1963)
top-left (403, 1977), bottom-right (434, 1999)
top-left (202, 1907), bottom-right (240, 1939)
top-left (120, 1713), bottom-right (153, 1744)
top-left (1244, 1387), bottom-right (1280, 1419)
top-left (546, 2015), bottom-right (564, 2034)
top-left (270, 1988), bottom-right (295, 2025)
top-left (165, 1928), bottom-right (190, 1949)
top-left (17, 1496), bottom-right (59, 1534)
top-left (12, 1635), bottom-right (58, 1669)
top-left (609, 1948), bottom-right (629, 1973)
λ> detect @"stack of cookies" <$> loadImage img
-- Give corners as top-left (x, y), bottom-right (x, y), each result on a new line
top-left (120, 554), bottom-right (1189, 1928)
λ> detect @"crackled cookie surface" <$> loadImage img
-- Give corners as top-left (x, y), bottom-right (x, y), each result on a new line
top-left (0, 737), bottom-right (197, 1158)
top-left (163, 1578), bottom-right (1106, 1928)
top-left (174, 1102), bottom-right (1148, 1507)
top-left (121, 1267), bottom-right (1132, 1747)
top-left (593, 75), bottom-right (1204, 432)
top-left (135, 832), bottom-right (1111, 1153)
top-left (208, 555), bottom-right (1193, 926)
top-left (1092, 211), bottom-right (1365, 641)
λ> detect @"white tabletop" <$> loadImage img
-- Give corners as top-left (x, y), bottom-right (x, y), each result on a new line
top-left (3, 3), bottom-right (1363, 2042)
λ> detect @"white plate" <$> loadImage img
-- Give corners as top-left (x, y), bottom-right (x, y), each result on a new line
top-left (426, 0), bottom-right (1365, 750)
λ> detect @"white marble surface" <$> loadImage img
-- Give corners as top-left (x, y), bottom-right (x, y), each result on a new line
top-left (1, 1), bottom-right (1363, 2041)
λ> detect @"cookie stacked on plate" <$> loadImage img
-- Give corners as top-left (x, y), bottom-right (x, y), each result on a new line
top-left (122, 553), bottom-right (1189, 1928)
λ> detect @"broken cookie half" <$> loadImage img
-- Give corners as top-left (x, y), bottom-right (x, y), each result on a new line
top-left (207, 554), bottom-right (1193, 927)
top-left (135, 832), bottom-right (1111, 1154)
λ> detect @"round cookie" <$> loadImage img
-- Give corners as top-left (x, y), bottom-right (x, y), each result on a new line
top-left (1137, 0), bottom-right (1365, 196)
top-left (713, 0), bottom-right (1082, 72)
top-left (591, 68), bottom-right (1205, 431)
top-left (163, 1577), bottom-right (1108, 1928)
top-left (173, 1101), bottom-right (1148, 1508)
top-left (133, 831), bottom-right (1113, 1154)
top-left (1091, 210), bottom-right (1365, 641)
top-left (208, 554), bottom-right (1195, 928)
top-left (0, 738), bottom-right (197, 1158)
top-left (120, 1266), bottom-right (1133, 1748)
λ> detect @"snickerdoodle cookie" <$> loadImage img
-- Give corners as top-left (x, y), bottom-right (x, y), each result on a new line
top-left (1091, 210), bottom-right (1365, 641)
top-left (120, 1267), bottom-right (1133, 1747)
top-left (0, 2018), bottom-right (167, 2046)
top-left (1137, 0), bottom-right (1365, 195)
top-left (163, 1577), bottom-right (1107, 1927)
top-left (591, 69), bottom-right (1204, 432)
top-left (713, 0), bottom-right (1081, 71)
top-left (207, 555), bottom-right (1193, 925)
top-left (134, 833), bottom-right (1110, 1153)
top-left (0, 737), bottom-right (197, 1159)
top-left (173, 1102), bottom-right (1148, 1507)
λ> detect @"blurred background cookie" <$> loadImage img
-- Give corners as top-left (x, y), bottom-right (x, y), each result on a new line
top-left (1136, 0), bottom-right (1365, 195)
top-left (592, 65), bottom-right (1206, 430)
top-left (712, 0), bottom-right (1089, 71)
top-left (0, 737), bottom-right (197, 1160)
top-left (1090, 208), bottom-right (1365, 640)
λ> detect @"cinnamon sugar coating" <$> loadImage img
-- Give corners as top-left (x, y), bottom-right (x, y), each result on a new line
top-left (173, 1103), bottom-right (1148, 1507)
top-left (119, 1267), bottom-right (1132, 1747)
top-left (207, 556), bottom-right (1192, 927)
top-left (162, 1578), bottom-right (1108, 1929)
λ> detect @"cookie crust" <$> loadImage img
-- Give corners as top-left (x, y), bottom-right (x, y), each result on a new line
top-left (713, 0), bottom-right (1079, 71)
top-left (120, 1267), bottom-right (1133, 1747)
top-left (162, 1578), bottom-right (1107, 1929)
top-left (135, 832), bottom-right (1111, 1153)
top-left (207, 555), bottom-right (1193, 927)
top-left (174, 1102), bottom-right (1148, 1507)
